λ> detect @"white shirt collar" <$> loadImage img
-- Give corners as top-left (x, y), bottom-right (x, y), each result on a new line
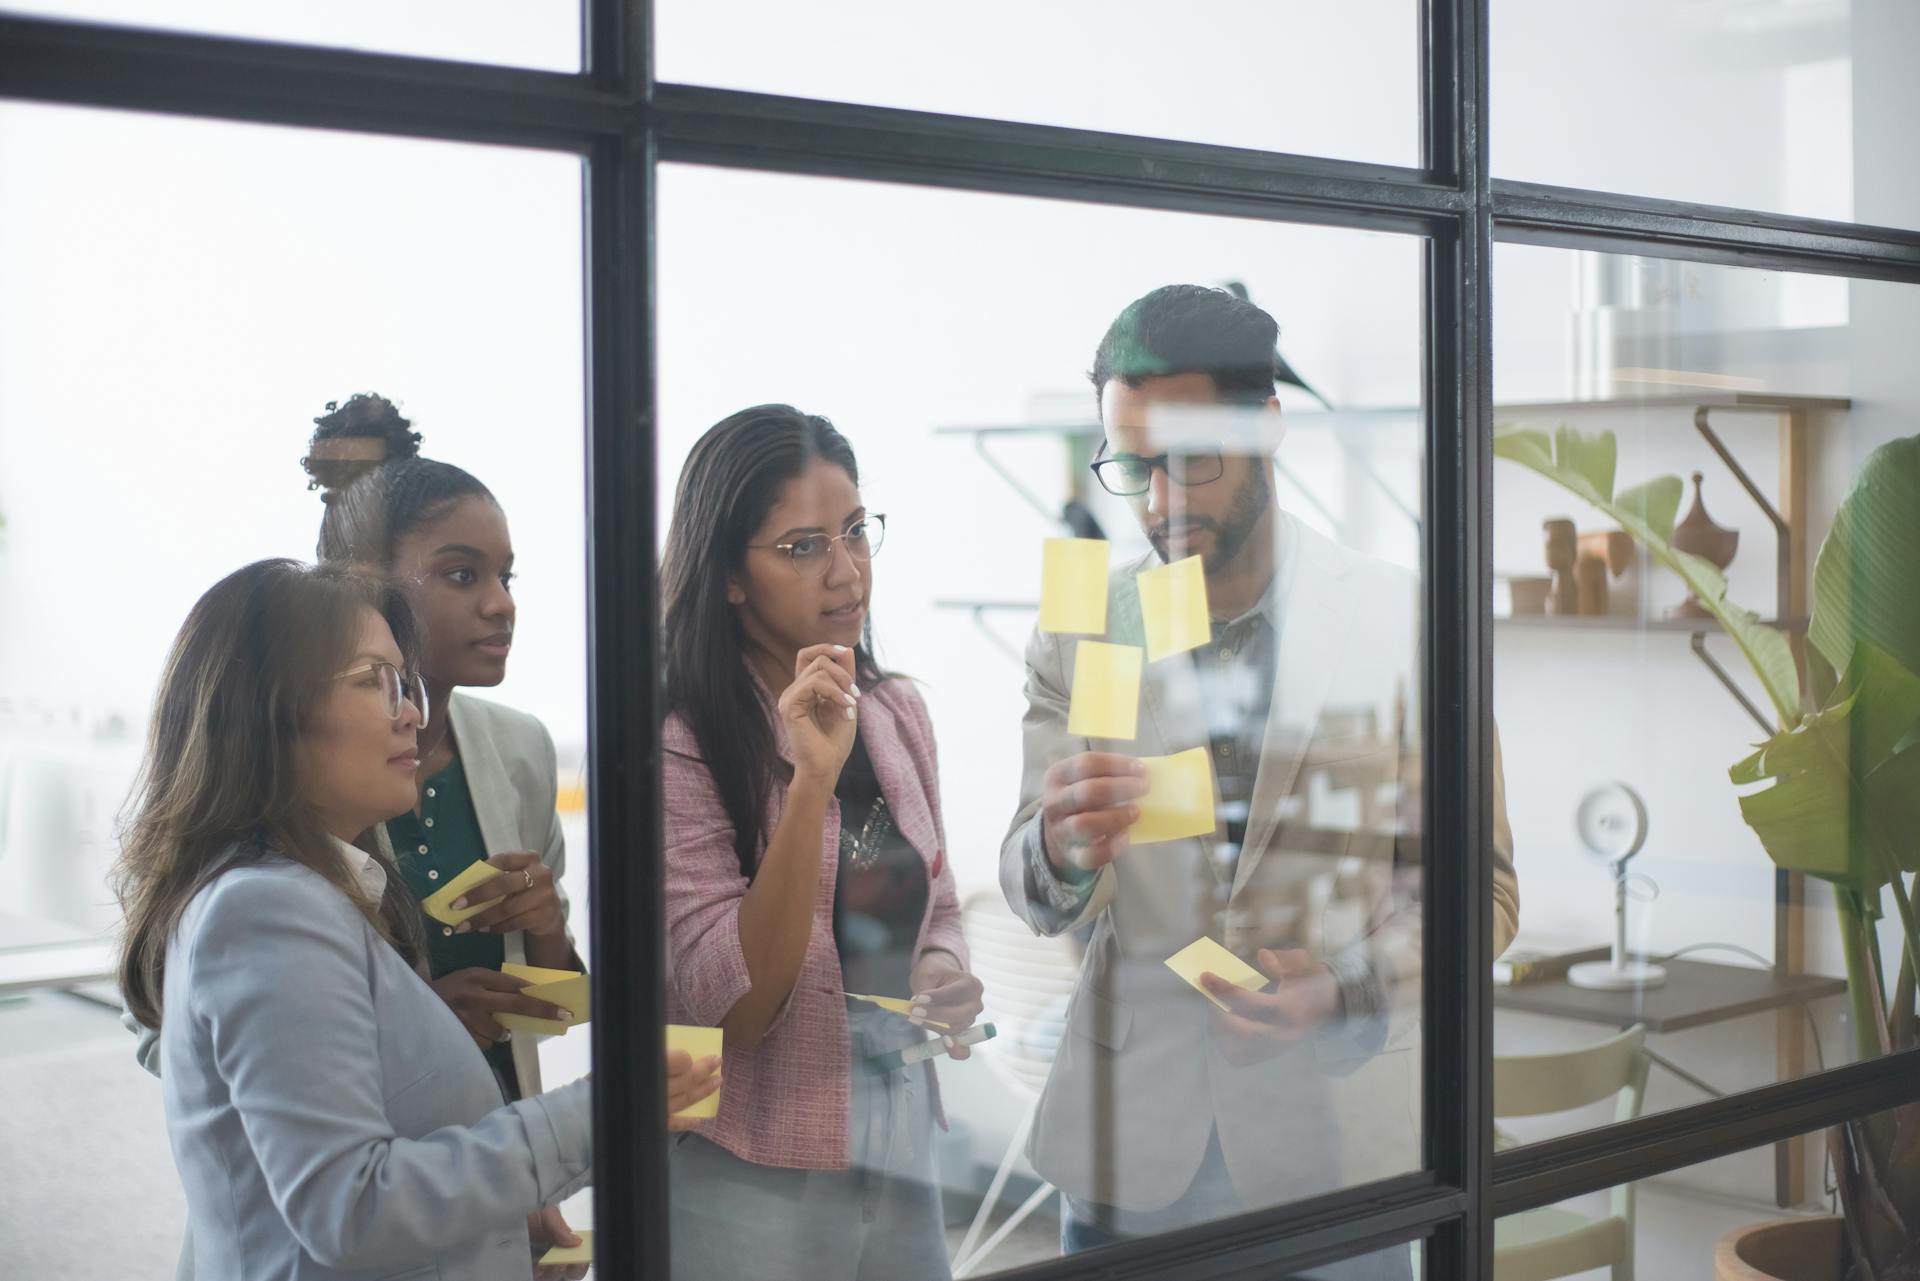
top-left (328, 835), bottom-right (388, 903)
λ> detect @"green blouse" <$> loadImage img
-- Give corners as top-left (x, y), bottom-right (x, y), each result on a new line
top-left (387, 755), bottom-right (505, 980)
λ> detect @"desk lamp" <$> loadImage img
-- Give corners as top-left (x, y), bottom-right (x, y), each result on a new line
top-left (1567, 781), bottom-right (1667, 990)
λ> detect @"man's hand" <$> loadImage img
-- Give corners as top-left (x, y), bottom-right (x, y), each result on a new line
top-left (1201, 948), bottom-right (1342, 1068)
top-left (1040, 752), bottom-right (1148, 875)
top-left (907, 949), bottom-right (985, 1059)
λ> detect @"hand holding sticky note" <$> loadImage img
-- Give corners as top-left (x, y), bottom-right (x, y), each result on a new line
top-left (1129, 746), bottom-right (1216, 844)
top-left (420, 860), bottom-right (507, 926)
top-left (1165, 936), bottom-right (1270, 1011)
top-left (844, 992), bottom-right (952, 1030)
top-left (1040, 538), bottom-right (1109, 634)
top-left (1066, 639), bottom-right (1143, 741)
top-left (1137, 554), bottom-right (1210, 661)
top-left (667, 1024), bottom-right (724, 1119)
top-left (495, 963), bottom-right (590, 1036)
top-left (538, 1230), bottom-right (593, 1266)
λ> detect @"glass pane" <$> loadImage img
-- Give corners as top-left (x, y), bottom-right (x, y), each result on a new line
top-left (657, 164), bottom-right (1443, 1275)
top-left (0, 105), bottom-right (597, 1276)
top-left (3, 0), bottom-right (580, 72)
top-left (656, 1), bottom-right (1418, 166)
top-left (1491, 241), bottom-right (1920, 1181)
top-left (1493, 0), bottom-right (1920, 230)
top-left (1496, 1103), bottom-right (1915, 1280)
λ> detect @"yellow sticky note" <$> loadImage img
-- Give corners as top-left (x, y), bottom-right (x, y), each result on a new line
top-left (1137, 554), bottom-right (1210, 661)
top-left (667, 1024), bottom-right (724, 1119)
top-left (1040, 538), bottom-right (1110, 634)
top-left (1165, 936), bottom-right (1269, 1011)
top-left (539, 1230), bottom-right (593, 1266)
top-left (495, 963), bottom-right (590, 1036)
top-left (1066, 640), bottom-right (1143, 741)
top-left (419, 861), bottom-right (507, 926)
top-left (1129, 746), bottom-right (1216, 845)
top-left (844, 992), bottom-right (951, 1030)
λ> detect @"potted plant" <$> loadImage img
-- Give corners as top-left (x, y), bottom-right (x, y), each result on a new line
top-left (1494, 424), bottom-right (1920, 1281)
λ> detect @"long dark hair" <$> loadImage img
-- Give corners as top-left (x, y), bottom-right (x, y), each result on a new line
top-left (661, 405), bottom-right (884, 880)
top-left (300, 392), bottom-right (494, 566)
top-left (115, 559), bottom-right (428, 1028)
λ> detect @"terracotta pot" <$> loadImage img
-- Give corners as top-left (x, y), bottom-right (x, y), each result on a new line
top-left (1715, 1216), bottom-right (1845, 1281)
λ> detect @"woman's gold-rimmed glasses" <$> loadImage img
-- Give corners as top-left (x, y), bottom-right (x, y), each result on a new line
top-left (749, 514), bottom-right (888, 579)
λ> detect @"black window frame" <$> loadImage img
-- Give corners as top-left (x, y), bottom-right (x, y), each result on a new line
top-left (5, 2), bottom-right (1920, 1277)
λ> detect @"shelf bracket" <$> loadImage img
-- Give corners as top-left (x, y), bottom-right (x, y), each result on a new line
top-left (971, 433), bottom-right (1070, 531)
top-left (1690, 632), bottom-right (1776, 736)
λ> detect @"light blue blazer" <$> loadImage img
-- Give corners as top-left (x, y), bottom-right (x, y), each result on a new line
top-left (158, 851), bottom-right (592, 1280)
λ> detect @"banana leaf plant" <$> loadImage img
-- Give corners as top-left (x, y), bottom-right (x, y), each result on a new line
top-left (1494, 425), bottom-right (1920, 1280)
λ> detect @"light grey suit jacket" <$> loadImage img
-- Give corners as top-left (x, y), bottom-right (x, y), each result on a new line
top-left (128, 692), bottom-right (581, 1278)
top-left (1000, 512), bottom-right (1519, 1213)
top-left (159, 852), bottom-right (592, 1281)
top-left (135, 691), bottom-right (576, 1094)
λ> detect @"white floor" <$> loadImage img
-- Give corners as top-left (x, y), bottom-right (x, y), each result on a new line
top-left (0, 987), bottom-right (1835, 1280)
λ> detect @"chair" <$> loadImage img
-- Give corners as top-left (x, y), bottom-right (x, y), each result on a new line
top-left (949, 888), bottom-right (1083, 1277)
top-left (1493, 1024), bottom-right (1649, 1281)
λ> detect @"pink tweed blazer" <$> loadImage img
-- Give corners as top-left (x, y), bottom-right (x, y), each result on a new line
top-left (662, 675), bottom-right (969, 1170)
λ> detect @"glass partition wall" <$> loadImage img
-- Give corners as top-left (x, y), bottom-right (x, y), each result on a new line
top-left (2, 3), bottom-right (1917, 1280)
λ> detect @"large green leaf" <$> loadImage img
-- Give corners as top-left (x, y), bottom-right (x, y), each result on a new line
top-left (1493, 422), bottom-right (1802, 725)
top-left (1728, 642), bottom-right (1920, 895)
top-left (1810, 435), bottom-right (1920, 682)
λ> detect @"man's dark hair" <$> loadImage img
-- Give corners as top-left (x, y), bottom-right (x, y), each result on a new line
top-left (1089, 284), bottom-right (1280, 407)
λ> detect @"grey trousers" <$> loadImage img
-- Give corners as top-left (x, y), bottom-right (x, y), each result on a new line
top-left (1063, 1129), bottom-right (1414, 1281)
top-left (669, 1004), bottom-right (950, 1281)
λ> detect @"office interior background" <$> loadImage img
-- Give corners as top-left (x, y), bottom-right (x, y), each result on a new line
top-left (2, 1), bottom-right (1918, 1278)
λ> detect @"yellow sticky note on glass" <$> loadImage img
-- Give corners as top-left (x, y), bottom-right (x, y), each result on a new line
top-left (539, 1230), bottom-right (593, 1266)
top-left (419, 860), bottom-right (506, 926)
top-left (1066, 640), bottom-right (1143, 740)
top-left (496, 963), bottom-right (590, 1036)
top-left (667, 1024), bottom-right (724, 1118)
top-left (1165, 936), bottom-right (1269, 1011)
top-left (1040, 538), bottom-right (1109, 634)
top-left (1137, 554), bottom-right (1210, 661)
top-left (1129, 746), bottom-right (1216, 845)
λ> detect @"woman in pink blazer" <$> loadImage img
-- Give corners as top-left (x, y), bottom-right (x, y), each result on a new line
top-left (659, 405), bottom-right (982, 1280)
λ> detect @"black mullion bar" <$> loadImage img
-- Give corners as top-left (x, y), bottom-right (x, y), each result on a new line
top-left (1422, 0), bottom-right (1493, 1277)
top-left (652, 83), bottom-right (1462, 234)
top-left (0, 13), bottom-right (627, 148)
top-left (585, 0), bottom-right (646, 97)
top-left (1494, 1048), bottom-right (1920, 1218)
top-left (1495, 179), bottom-right (1920, 283)
top-left (576, 2), bottom-right (660, 1281)
top-left (986, 1175), bottom-right (1463, 1281)
top-left (584, 6), bottom-right (658, 1281)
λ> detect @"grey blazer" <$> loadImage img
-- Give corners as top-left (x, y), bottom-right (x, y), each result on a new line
top-left (134, 690), bottom-right (577, 1094)
top-left (1000, 513), bottom-right (1520, 1213)
top-left (158, 852), bottom-right (592, 1281)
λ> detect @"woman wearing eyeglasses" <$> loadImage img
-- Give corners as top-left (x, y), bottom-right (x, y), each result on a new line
top-left (659, 404), bottom-right (983, 1279)
top-left (112, 559), bottom-right (624, 1280)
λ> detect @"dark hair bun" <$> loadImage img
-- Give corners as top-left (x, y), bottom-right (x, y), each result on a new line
top-left (301, 392), bottom-right (424, 499)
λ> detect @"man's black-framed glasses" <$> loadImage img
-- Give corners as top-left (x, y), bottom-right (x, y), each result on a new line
top-left (1089, 449), bottom-right (1225, 497)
